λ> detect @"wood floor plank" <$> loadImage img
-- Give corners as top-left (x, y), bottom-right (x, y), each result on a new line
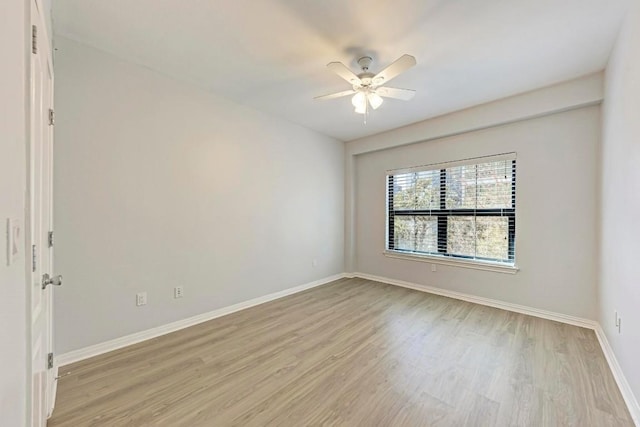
top-left (49, 278), bottom-right (634, 426)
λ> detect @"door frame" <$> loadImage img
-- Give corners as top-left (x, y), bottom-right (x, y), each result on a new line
top-left (27, 0), bottom-right (56, 423)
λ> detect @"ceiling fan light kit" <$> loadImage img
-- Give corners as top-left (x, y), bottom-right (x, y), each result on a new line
top-left (315, 54), bottom-right (417, 123)
top-left (367, 92), bottom-right (384, 109)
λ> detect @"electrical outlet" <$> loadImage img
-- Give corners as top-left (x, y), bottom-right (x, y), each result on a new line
top-left (136, 292), bottom-right (147, 306)
top-left (615, 310), bottom-right (622, 334)
top-left (312, 258), bottom-right (318, 268)
top-left (431, 264), bottom-right (437, 272)
top-left (174, 286), bottom-right (184, 299)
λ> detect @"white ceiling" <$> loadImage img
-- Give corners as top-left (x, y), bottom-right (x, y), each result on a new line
top-left (53, 0), bottom-right (628, 141)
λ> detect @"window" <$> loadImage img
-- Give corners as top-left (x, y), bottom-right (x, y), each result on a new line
top-left (387, 154), bottom-right (516, 266)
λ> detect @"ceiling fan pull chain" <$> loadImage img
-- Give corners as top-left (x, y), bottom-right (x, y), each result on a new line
top-left (364, 97), bottom-right (368, 124)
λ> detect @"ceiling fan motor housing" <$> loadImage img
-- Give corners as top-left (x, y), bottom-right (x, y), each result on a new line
top-left (357, 72), bottom-right (375, 87)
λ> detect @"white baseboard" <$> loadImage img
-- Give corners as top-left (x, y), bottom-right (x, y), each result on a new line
top-left (353, 272), bottom-right (597, 329)
top-left (56, 273), bottom-right (347, 367)
top-left (594, 325), bottom-right (640, 426)
top-left (353, 271), bottom-right (638, 425)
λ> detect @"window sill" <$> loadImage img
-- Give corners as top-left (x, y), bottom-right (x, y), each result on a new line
top-left (383, 250), bottom-right (519, 274)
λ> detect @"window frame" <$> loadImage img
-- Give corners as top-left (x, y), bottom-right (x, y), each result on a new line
top-left (386, 155), bottom-right (517, 271)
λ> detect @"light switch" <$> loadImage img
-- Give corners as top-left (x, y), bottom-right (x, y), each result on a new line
top-left (6, 218), bottom-right (21, 266)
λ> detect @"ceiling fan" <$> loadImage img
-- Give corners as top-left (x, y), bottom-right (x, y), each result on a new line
top-left (315, 54), bottom-right (417, 121)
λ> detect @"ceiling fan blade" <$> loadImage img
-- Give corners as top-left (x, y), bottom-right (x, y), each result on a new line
top-left (372, 54), bottom-right (416, 85)
top-left (327, 62), bottom-right (362, 85)
top-left (314, 89), bottom-right (356, 101)
top-left (376, 87), bottom-right (416, 101)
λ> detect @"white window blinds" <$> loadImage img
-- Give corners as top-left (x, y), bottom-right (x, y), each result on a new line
top-left (387, 153), bottom-right (516, 264)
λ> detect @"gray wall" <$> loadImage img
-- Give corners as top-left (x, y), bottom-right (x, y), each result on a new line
top-left (600, 1), bottom-right (640, 409)
top-left (53, 38), bottom-right (345, 354)
top-left (354, 106), bottom-right (600, 320)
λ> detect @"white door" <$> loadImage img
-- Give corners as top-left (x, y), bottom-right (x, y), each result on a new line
top-left (29, 0), bottom-right (57, 424)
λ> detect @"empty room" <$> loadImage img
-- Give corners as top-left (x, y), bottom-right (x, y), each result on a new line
top-left (2, 0), bottom-right (639, 425)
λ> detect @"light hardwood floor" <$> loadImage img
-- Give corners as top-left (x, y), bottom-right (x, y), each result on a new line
top-left (49, 278), bottom-right (633, 426)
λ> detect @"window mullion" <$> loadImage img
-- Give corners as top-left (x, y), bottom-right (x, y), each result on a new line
top-left (438, 169), bottom-right (447, 254)
top-left (474, 164), bottom-right (478, 259)
top-left (388, 176), bottom-right (395, 250)
top-left (508, 159), bottom-right (516, 261)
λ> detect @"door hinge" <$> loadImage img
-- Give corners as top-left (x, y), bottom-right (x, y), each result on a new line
top-left (48, 109), bottom-right (55, 126)
top-left (32, 25), bottom-right (38, 54)
top-left (32, 244), bottom-right (37, 272)
top-left (47, 353), bottom-right (54, 370)
top-left (48, 231), bottom-right (54, 248)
